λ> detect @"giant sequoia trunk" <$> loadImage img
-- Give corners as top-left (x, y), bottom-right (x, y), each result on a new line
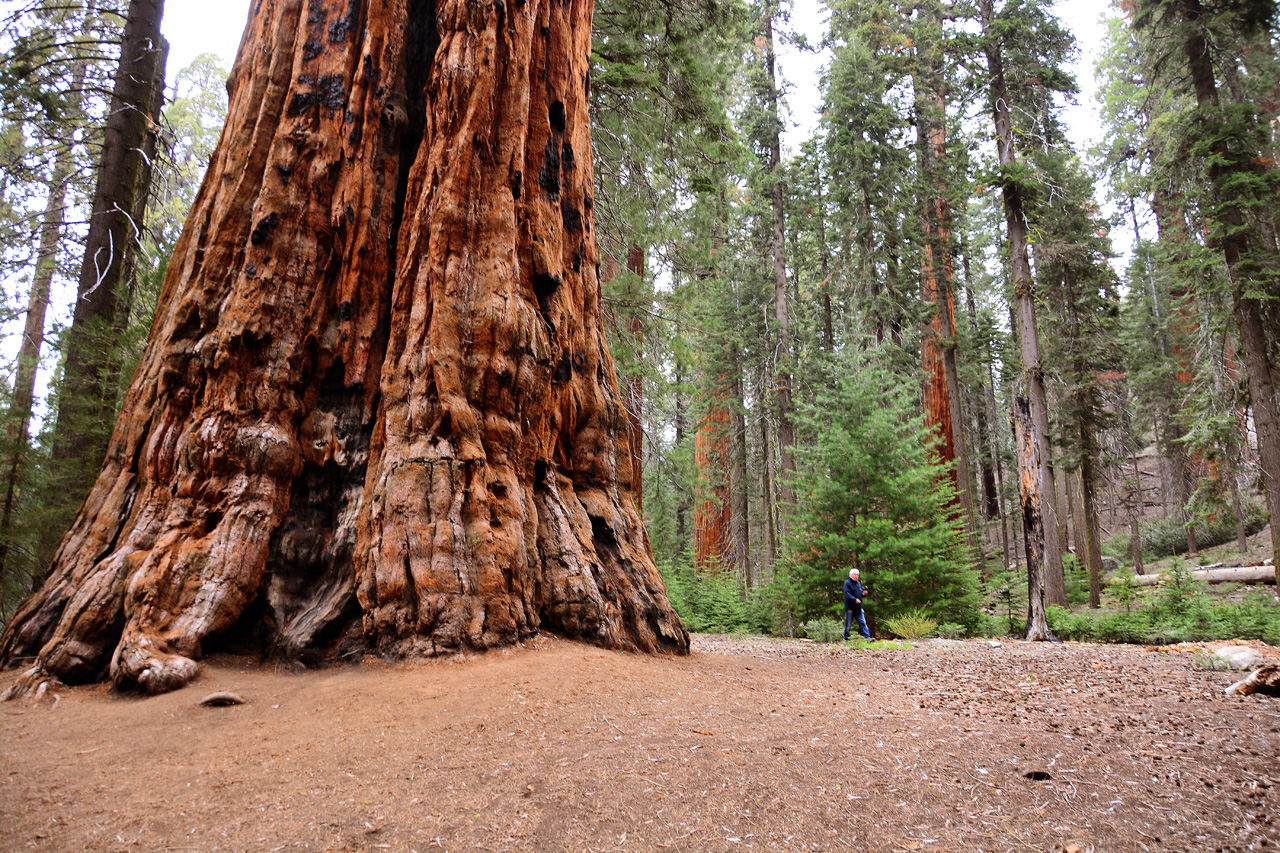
top-left (694, 399), bottom-right (734, 571)
top-left (1, 0), bottom-right (688, 695)
top-left (913, 9), bottom-right (979, 565)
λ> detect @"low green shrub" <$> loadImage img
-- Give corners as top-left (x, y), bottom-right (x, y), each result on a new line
top-left (1106, 570), bottom-right (1141, 613)
top-left (1102, 501), bottom-right (1268, 563)
top-left (1047, 582), bottom-right (1280, 645)
top-left (1101, 531), bottom-right (1131, 562)
top-left (883, 608), bottom-right (938, 639)
top-left (987, 563), bottom-right (1028, 636)
top-left (659, 562), bottom-right (755, 634)
top-left (800, 618), bottom-right (845, 643)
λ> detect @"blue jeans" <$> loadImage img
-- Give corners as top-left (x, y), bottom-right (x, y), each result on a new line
top-left (844, 607), bottom-right (869, 640)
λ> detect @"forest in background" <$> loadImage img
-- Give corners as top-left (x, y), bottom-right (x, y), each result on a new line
top-left (0, 0), bottom-right (1278, 648)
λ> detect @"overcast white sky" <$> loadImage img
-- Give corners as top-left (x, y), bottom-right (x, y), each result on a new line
top-left (162, 0), bottom-right (1116, 155)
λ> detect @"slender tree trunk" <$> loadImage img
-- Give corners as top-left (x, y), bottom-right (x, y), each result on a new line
top-left (982, 0), bottom-right (1058, 641)
top-left (2, 0), bottom-right (687, 696)
top-left (990, 367), bottom-right (1012, 574)
top-left (1075, 426), bottom-right (1105, 608)
top-left (763, 7), bottom-right (795, 528)
top-left (1177, 0), bottom-right (1280, 584)
top-left (675, 363), bottom-right (690, 549)
top-left (0, 69), bottom-right (85, 595)
top-left (1232, 472), bottom-right (1247, 553)
top-left (759, 388), bottom-right (777, 578)
top-left (815, 165), bottom-right (834, 352)
top-left (729, 358), bottom-right (751, 587)
top-left (961, 251), bottom-right (1000, 524)
top-left (1131, 450), bottom-right (1146, 575)
top-left (1058, 447), bottom-right (1073, 558)
top-left (51, 0), bottom-right (168, 489)
top-left (1012, 396), bottom-right (1057, 640)
top-left (624, 245), bottom-right (645, 514)
top-left (1119, 380), bottom-right (1146, 575)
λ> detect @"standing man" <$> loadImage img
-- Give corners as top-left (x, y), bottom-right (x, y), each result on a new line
top-left (843, 568), bottom-right (871, 641)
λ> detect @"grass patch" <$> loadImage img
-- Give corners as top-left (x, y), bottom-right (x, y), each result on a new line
top-left (845, 638), bottom-right (911, 651)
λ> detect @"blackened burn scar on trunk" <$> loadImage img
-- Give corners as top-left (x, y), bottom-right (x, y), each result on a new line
top-left (389, 0), bottom-right (439, 244)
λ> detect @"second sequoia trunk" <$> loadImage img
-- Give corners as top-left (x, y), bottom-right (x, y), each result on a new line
top-left (1, 0), bottom-right (688, 694)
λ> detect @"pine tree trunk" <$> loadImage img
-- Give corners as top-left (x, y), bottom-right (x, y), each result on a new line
top-left (1177, 0), bottom-right (1280, 585)
top-left (1057, 449), bottom-right (1073, 558)
top-left (51, 0), bottom-right (167, 489)
top-left (2, 0), bottom-right (687, 695)
top-left (961, 262), bottom-right (1000, 525)
top-left (814, 166), bottom-right (834, 352)
top-left (729, 358), bottom-right (751, 587)
top-left (763, 7), bottom-right (795, 526)
top-left (1079, 446), bottom-right (1104, 609)
top-left (0, 68), bottom-right (84, 595)
top-left (982, 0), bottom-right (1059, 640)
top-left (623, 245), bottom-right (645, 514)
top-left (1012, 396), bottom-right (1057, 641)
top-left (674, 361), bottom-right (690, 547)
top-left (1130, 454), bottom-right (1145, 575)
top-left (758, 394), bottom-right (777, 578)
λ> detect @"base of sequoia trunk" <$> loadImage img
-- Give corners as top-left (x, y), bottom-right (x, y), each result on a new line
top-left (0, 0), bottom-right (689, 696)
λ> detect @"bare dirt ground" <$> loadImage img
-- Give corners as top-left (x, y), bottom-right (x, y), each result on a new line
top-left (2, 634), bottom-right (1278, 853)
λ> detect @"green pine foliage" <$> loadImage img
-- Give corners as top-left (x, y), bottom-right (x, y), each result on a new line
top-left (659, 561), bottom-right (771, 635)
top-left (1048, 584), bottom-right (1280, 646)
top-left (777, 353), bottom-right (983, 634)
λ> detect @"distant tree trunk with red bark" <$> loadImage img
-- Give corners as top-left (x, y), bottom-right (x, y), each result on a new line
top-left (1, 0), bottom-right (688, 696)
top-left (913, 10), bottom-right (979, 566)
top-left (694, 400), bottom-right (733, 571)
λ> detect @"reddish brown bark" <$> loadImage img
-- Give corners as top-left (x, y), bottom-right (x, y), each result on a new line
top-left (694, 402), bottom-right (733, 571)
top-left (915, 6), bottom-right (980, 572)
top-left (2, 0), bottom-right (687, 695)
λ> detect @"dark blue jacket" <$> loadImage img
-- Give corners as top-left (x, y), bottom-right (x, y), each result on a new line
top-left (843, 578), bottom-right (864, 611)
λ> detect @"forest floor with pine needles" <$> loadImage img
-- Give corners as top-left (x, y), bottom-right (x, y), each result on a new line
top-left (1, 632), bottom-right (1277, 852)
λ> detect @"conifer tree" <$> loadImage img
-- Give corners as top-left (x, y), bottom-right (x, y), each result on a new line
top-left (978, 0), bottom-right (1066, 639)
top-left (1135, 0), bottom-right (1280, 580)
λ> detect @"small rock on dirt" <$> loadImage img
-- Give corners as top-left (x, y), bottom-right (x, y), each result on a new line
top-left (1213, 646), bottom-right (1265, 672)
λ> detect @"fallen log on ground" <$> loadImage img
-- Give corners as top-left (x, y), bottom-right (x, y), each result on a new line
top-left (1129, 566), bottom-right (1275, 587)
top-left (1225, 664), bottom-right (1280, 697)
